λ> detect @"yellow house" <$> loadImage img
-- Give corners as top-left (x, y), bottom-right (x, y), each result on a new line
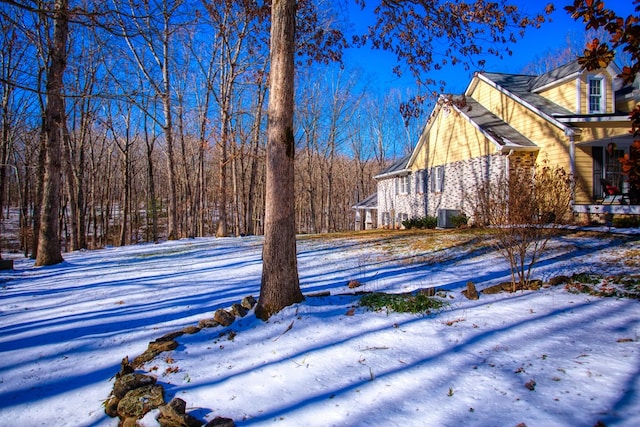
top-left (360, 60), bottom-right (639, 229)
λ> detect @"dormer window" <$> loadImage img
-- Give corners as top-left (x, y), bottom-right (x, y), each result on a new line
top-left (588, 76), bottom-right (604, 113)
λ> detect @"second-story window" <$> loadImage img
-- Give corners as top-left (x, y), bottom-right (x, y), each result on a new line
top-left (588, 76), bottom-right (604, 113)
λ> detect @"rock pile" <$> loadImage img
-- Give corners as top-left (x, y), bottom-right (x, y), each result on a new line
top-left (105, 295), bottom-right (258, 426)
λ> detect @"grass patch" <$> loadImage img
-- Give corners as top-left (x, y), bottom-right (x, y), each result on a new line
top-left (360, 292), bottom-right (449, 314)
top-left (565, 273), bottom-right (640, 299)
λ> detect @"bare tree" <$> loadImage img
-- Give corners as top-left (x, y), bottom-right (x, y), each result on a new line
top-left (36, 0), bottom-right (68, 266)
top-left (113, 0), bottom-right (184, 240)
top-left (475, 162), bottom-right (574, 290)
top-left (255, 0), bottom-right (303, 320)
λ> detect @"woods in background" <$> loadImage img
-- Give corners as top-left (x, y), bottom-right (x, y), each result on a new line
top-left (0, 0), bottom-right (414, 257)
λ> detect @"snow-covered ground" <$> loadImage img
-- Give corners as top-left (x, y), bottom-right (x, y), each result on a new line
top-left (0, 229), bottom-right (639, 426)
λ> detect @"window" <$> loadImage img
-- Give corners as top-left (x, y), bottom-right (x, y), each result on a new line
top-left (415, 170), bottom-right (426, 194)
top-left (604, 143), bottom-right (624, 188)
top-left (399, 175), bottom-right (410, 194)
top-left (588, 76), bottom-right (604, 113)
top-left (430, 166), bottom-right (445, 193)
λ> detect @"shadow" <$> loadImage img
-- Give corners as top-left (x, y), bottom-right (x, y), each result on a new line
top-left (155, 290), bottom-right (639, 426)
top-left (1, 232), bottom-right (638, 426)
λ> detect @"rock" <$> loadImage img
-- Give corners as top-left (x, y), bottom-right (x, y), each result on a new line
top-left (198, 318), bottom-right (219, 329)
top-left (548, 275), bottom-right (570, 286)
top-left (116, 356), bottom-right (135, 378)
top-left (527, 280), bottom-right (542, 290)
top-left (122, 417), bottom-right (139, 427)
top-left (482, 282), bottom-right (513, 294)
top-left (306, 291), bottom-right (331, 297)
top-left (112, 373), bottom-right (157, 399)
top-left (524, 379), bottom-right (536, 391)
top-left (104, 396), bottom-right (120, 418)
top-left (462, 281), bottom-right (479, 300)
top-left (158, 397), bottom-right (204, 427)
top-left (230, 303), bottom-right (248, 318)
top-left (481, 280), bottom-right (543, 294)
top-left (348, 279), bottom-right (362, 289)
top-left (241, 295), bottom-right (257, 310)
top-left (182, 326), bottom-right (201, 335)
top-left (204, 417), bottom-right (235, 427)
top-left (418, 288), bottom-right (435, 297)
top-left (133, 340), bottom-right (179, 367)
top-left (117, 384), bottom-right (165, 418)
top-left (213, 309), bottom-right (235, 327)
top-left (157, 331), bottom-right (185, 342)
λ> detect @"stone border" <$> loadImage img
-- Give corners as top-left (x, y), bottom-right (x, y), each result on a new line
top-left (104, 296), bottom-right (257, 427)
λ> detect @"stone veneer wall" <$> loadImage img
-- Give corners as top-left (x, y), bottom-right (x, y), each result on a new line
top-left (376, 153), bottom-right (511, 227)
top-left (426, 153), bottom-right (509, 222)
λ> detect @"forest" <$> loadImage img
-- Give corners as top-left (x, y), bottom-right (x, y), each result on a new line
top-left (0, 0), bottom-right (424, 258)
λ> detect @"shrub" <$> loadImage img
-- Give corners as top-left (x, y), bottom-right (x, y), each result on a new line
top-left (612, 215), bottom-right (640, 228)
top-left (474, 161), bottom-right (574, 290)
top-left (450, 213), bottom-right (468, 228)
top-left (402, 215), bottom-right (437, 229)
top-left (360, 292), bottom-right (448, 314)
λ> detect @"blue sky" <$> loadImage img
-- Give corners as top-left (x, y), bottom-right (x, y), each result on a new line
top-left (342, 0), bottom-right (636, 98)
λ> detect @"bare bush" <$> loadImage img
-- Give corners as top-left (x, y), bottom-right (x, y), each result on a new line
top-left (475, 162), bottom-right (574, 290)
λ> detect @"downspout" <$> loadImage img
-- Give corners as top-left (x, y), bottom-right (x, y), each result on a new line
top-left (565, 128), bottom-right (576, 210)
top-left (505, 149), bottom-right (514, 179)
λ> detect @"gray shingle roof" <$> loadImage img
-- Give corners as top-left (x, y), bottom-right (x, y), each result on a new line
top-left (459, 98), bottom-right (537, 148)
top-left (352, 192), bottom-right (377, 210)
top-left (480, 72), bottom-right (574, 117)
top-left (528, 60), bottom-right (582, 91)
top-left (374, 155), bottom-right (411, 178)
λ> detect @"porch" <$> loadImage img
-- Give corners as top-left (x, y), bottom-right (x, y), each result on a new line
top-left (574, 203), bottom-right (640, 224)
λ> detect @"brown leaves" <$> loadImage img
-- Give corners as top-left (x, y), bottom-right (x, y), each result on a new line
top-left (360, 0), bottom-right (552, 115)
top-left (566, 0), bottom-right (640, 84)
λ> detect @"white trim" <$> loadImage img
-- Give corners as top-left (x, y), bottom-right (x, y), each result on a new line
top-left (532, 72), bottom-right (582, 94)
top-left (576, 78), bottom-right (581, 114)
top-left (557, 115), bottom-right (629, 123)
top-left (587, 74), bottom-right (606, 114)
top-left (473, 73), bottom-right (575, 137)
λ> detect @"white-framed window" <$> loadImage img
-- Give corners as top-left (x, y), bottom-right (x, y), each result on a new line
top-left (430, 166), bottom-right (445, 193)
top-left (415, 170), bottom-right (426, 194)
top-left (588, 76), bottom-right (605, 113)
top-left (399, 175), bottom-right (410, 194)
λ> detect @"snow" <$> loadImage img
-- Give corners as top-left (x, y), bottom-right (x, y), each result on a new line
top-left (0, 229), bottom-right (639, 426)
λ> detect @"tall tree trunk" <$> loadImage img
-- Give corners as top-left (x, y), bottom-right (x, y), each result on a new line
top-left (62, 124), bottom-right (79, 251)
top-left (144, 117), bottom-right (158, 243)
top-left (36, 0), bottom-right (68, 266)
top-left (216, 133), bottom-right (228, 237)
top-left (247, 66), bottom-right (267, 236)
top-left (255, 0), bottom-right (302, 320)
top-left (119, 147), bottom-right (129, 246)
top-left (163, 97), bottom-right (178, 240)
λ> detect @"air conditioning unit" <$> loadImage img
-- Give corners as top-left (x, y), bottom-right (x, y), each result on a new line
top-left (437, 209), bottom-right (459, 228)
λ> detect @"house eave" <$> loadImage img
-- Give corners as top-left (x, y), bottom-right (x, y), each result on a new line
top-left (473, 73), bottom-right (576, 136)
top-left (499, 145), bottom-right (540, 154)
top-left (557, 114), bottom-right (630, 123)
top-left (531, 72), bottom-right (582, 93)
top-left (374, 169), bottom-right (411, 180)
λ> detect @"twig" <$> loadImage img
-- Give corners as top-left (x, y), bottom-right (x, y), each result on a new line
top-left (273, 320), bottom-right (294, 341)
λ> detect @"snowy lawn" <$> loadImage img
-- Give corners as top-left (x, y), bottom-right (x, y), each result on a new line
top-left (0, 228), bottom-right (639, 426)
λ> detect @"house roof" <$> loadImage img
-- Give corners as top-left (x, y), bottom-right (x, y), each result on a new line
top-left (479, 72), bottom-right (575, 118)
top-left (374, 155), bottom-right (411, 179)
top-left (528, 60), bottom-right (583, 91)
top-left (352, 192), bottom-right (377, 210)
top-left (457, 97), bottom-right (537, 150)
